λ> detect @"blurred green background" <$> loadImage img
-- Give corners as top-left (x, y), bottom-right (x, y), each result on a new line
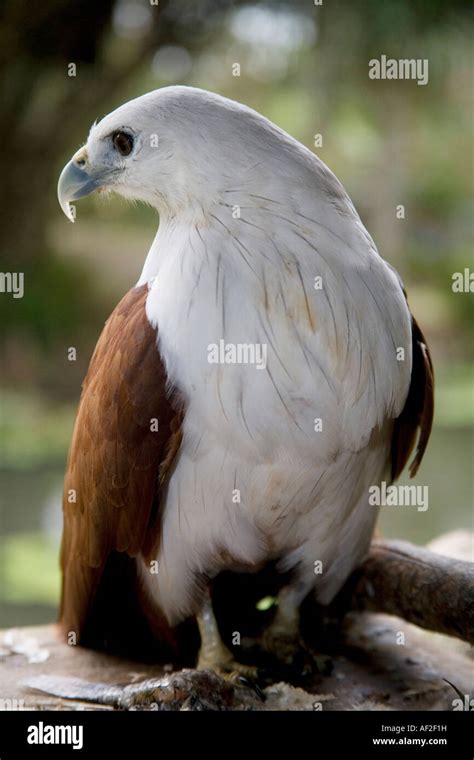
top-left (0, 0), bottom-right (473, 628)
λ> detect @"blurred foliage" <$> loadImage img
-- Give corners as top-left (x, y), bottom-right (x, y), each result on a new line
top-left (0, 253), bottom-right (107, 347)
top-left (0, 392), bottom-right (73, 468)
top-left (435, 365), bottom-right (474, 427)
top-left (1, 533), bottom-right (60, 606)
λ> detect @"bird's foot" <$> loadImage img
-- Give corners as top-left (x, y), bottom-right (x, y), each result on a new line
top-left (197, 646), bottom-right (265, 701)
top-left (119, 668), bottom-right (246, 710)
top-left (196, 590), bottom-right (265, 700)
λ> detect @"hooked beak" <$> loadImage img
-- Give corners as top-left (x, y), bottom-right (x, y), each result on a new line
top-left (57, 148), bottom-right (105, 222)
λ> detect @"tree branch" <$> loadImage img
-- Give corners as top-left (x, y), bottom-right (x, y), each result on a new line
top-left (346, 539), bottom-right (474, 644)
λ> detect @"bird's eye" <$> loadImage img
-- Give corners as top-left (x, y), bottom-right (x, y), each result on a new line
top-left (112, 131), bottom-right (134, 156)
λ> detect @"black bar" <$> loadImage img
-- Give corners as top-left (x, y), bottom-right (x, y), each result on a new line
top-left (0, 710), bottom-right (471, 758)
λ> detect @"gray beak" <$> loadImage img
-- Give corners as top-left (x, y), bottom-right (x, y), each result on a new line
top-left (57, 148), bottom-right (101, 222)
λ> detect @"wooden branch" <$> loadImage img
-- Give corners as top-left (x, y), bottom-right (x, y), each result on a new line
top-left (346, 539), bottom-right (474, 644)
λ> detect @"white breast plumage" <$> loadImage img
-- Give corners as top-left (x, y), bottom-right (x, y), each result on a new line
top-left (141, 181), bottom-right (412, 623)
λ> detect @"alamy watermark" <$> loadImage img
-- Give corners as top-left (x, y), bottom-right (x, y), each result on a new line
top-left (369, 482), bottom-right (429, 512)
top-left (0, 272), bottom-right (24, 298)
top-left (369, 55), bottom-right (429, 86)
top-left (0, 698), bottom-right (26, 710)
top-left (452, 268), bottom-right (473, 293)
top-left (207, 340), bottom-right (267, 370)
top-left (27, 721), bottom-right (83, 750)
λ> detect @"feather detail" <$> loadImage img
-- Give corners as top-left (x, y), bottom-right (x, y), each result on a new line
top-left (59, 284), bottom-right (197, 662)
top-left (391, 315), bottom-right (434, 481)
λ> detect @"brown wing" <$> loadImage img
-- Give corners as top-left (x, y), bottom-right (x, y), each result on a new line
top-left (60, 285), bottom-right (198, 663)
top-left (391, 314), bottom-right (434, 481)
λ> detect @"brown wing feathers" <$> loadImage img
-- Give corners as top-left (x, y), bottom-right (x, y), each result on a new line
top-left (391, 315), bottom-right (434, 481)
top-left (60, 285), bottom-right (198, 663)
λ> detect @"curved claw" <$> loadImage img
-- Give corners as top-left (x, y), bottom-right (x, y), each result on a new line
top-left (230, 672), bottom-right (266, 702)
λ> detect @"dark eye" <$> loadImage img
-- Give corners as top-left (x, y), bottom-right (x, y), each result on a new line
top-left (112, 131), bottom-right (134, 156)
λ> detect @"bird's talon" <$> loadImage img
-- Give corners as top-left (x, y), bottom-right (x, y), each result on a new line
top-left (234, 675), bottom-right (266, 702)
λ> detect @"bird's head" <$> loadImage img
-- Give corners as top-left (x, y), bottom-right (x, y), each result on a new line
top-left (58, 86), bottom-right (293, 224)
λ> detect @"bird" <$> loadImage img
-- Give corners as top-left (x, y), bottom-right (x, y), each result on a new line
top-left (57, 86), bottom-right (433, 690)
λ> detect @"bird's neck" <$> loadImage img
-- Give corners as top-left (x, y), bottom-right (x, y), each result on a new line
top-left (136, 226), bottom-right (164, 287)
top-left (136, 204), bottom-right (219, 287)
